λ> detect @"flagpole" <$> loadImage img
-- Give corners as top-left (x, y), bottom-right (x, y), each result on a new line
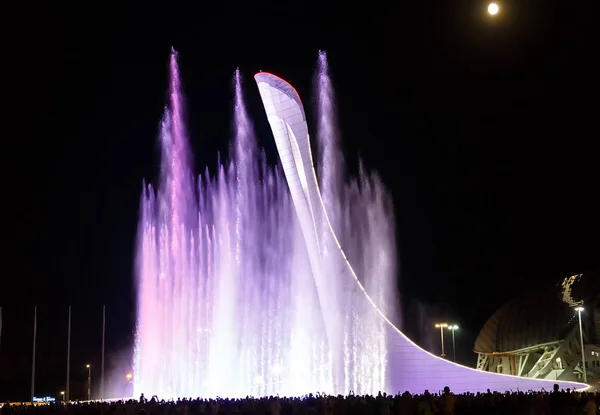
top-left (31, 305), bottom-right (37, 401)
top-left (66, 305), bottom-right (71, 401)
top-left (101, 304), bottom-right (106, 400)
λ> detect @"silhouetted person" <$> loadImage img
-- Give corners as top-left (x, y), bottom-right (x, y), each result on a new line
top-left (439, 386), bottom-right (455, 415)
top-left (416, 391), bottom-right (435, 415)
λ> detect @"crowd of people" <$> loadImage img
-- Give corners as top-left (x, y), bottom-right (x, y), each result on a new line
top-left (1, 385), bottom-right (598, 415)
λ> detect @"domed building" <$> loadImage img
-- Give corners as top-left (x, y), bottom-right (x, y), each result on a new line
top-left (474, 272), bottom-right (600, 383)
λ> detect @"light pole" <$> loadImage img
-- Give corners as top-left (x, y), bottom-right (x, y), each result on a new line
top-left (448, 325), bottom-right (459, 362)
top-left (86, 364), bottom-right (91, 401)
top-left (60, 391), bottom-right (65, 402)
top-left (435, 323), bottom-right (448, 357)
top-left (575, 307), bottom-right (587, 383)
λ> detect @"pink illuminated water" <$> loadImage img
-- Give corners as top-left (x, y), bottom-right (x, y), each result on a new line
top-left (133, 51), bottom-right (397, 398)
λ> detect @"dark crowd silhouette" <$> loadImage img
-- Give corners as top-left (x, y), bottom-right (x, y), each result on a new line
top-left (1, 385), bottom-right (598, 415)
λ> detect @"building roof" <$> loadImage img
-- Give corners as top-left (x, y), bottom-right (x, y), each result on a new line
top-left (474, 272), bottom-right (600, 354)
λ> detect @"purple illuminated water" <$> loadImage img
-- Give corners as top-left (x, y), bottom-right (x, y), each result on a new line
top-left (134, 51), bottom-right (397, 398)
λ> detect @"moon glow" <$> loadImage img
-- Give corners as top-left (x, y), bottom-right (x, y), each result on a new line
top-left (488, 2), bottom-right (499, 15)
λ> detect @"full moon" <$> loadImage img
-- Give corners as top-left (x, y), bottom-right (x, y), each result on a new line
top-left (488, 2), bottom-right (499, 15)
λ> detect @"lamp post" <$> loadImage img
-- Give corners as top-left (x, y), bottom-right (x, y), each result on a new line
top-left (86, 364), bottom-right (91, 401)
top-left (435, 323), bottom-right (448, 357)
top-left (575, 307), bottom-right (587, 383)
top-left (448, 325), bottom-right (459, 362)
top-left (60, 391), bottom-right (65, 402)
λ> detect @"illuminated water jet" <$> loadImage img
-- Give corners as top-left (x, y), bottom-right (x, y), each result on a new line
top-left (133, 51), bottom-right (396, 397)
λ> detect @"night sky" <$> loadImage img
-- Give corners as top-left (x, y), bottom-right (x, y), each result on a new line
top-left (3, 0), bottom-right (597, 401)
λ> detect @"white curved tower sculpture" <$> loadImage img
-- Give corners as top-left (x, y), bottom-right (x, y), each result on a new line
top-left (254, 72), bottom-right (588, 394)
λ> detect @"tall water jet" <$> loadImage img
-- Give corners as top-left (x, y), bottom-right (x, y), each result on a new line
top-left (315, 51), bottom-right (343, 230)
top-left (314, 51), bottom-right (398, 392)
top-left (314, 53), bottom-right (398, 390)
top-left (135, 50), bottom-right (401, 398)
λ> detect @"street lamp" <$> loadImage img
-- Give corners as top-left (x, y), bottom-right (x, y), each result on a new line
top-left (447, 325), bottom-right (459, 362)
top-left (435, 323), bottom-right (448, 357)
top-left (60, 391), bottom-right (65, 402)
top-left (575, 307), bottom-right (587, 383)
top-left (85, 364), bottom-right (91, 401)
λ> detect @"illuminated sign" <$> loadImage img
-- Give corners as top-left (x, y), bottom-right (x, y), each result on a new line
top-left (32, 397), bottom-right (55, 403)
